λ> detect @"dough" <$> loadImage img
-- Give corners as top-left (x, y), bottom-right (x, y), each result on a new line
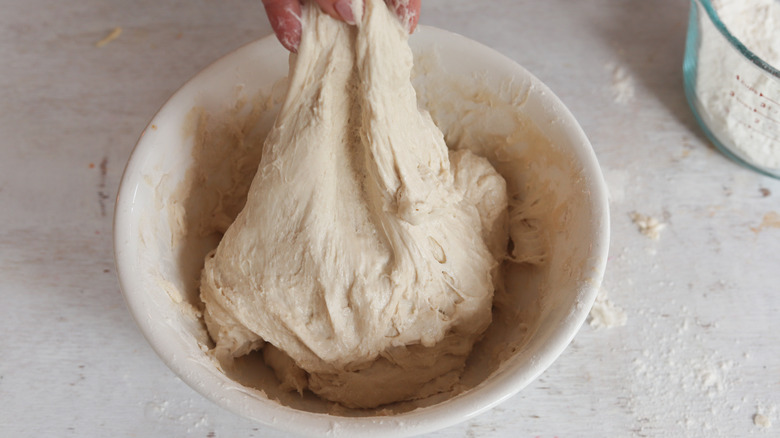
top-left (200, 0), bottom-right (509, 408)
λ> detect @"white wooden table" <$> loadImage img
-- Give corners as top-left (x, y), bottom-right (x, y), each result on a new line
top-left (2, 0), bottom-right (778, 436)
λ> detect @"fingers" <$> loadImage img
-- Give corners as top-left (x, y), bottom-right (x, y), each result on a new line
top-left (386, 0), bottom-right (421, 33)
top-left (264, 0), bottom-right (422, 52)
top-left (262, 0), bottom-right (303, 52)
top-left (315, 0), bottom-right (419, 31)
top-left (314, 0), bottom-right (357, 25)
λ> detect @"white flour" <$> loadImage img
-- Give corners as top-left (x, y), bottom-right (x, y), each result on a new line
top-left (693, 0), bottom-right (780, 171)
top-left (606, 63), bottom-right (635, 105)
top-left (713, 0), bottom-right (780, 66)
top-left (588, 288), bottom-right (627, 329)
top-left (754, 413), bottom-right (772, 428)
top-left (753, 403), bottom-right (777, 428)
top-left (630, 212), bottom-right (665, 240)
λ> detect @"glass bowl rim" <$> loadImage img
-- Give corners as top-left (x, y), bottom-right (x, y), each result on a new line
top-left (696, 0), bottom-right (780, 78)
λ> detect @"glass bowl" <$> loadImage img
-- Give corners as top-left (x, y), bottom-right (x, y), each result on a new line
top-left (683, 0), bottom-right (780, 179)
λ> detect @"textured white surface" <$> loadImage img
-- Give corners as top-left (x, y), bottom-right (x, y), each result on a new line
top-left (1, 0), bottom-right (779, 437)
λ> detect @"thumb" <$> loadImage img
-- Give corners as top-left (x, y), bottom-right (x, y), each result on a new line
top-left (314, 0), bottom-right (358, 25)
top-left (316, 0), bottom-right (420, 32)
top-left (261, 0), bottom-right (303, 52)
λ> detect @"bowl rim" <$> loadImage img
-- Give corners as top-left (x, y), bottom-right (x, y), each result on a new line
top-left (114, 26), bottom-right (610, 438)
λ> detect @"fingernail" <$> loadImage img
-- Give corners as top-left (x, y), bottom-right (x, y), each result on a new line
top-left (334, 0), bottom-right (356, 25)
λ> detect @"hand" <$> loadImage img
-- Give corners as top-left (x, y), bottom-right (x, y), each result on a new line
top-left (261, 0), bottom-right (421, 52)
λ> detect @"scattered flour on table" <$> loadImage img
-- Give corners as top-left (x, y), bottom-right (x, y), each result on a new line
top-left (754, 413), bottom-right (771, 428)
top-left (143, 398), bottom-right (211, 434)
top-left (753, 404), bottom-right (777, 429)
top-left (622, 296), bottom-right (780, 436)
top-left (606, 63), bottom-right (635, 104)
top-left (626, 307), bottom-right (740, 436)
top-left (630, 212), bottom-right (665, 240)
top-left (694, 0), bottom-right (780, 170)
top-left (588, 288), bottom-right (627, 329)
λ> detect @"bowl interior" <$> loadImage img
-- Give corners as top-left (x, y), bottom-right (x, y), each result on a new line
top-left (114, 26), bottom-right (608, 438)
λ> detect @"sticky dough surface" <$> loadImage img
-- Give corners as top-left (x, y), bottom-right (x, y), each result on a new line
top-left (200, 0), bottom-right (509, 408)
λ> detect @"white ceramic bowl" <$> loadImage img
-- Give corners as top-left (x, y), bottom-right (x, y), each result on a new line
top-left (114, 26), bottom-right (609, 437)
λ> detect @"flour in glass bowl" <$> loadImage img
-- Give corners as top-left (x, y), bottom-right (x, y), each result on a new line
top-left (712, 0), bottom-right (780, 68)
top-left (693, 0), bottom-right (780, 172)
top-left (713, 0), bottom-right (780, 66)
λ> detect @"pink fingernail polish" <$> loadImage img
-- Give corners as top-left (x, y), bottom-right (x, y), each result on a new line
top-left (334, 0), bottom-right (356, 25)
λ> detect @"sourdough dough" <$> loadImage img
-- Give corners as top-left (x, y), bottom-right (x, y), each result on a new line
top-left (200, 0), bottom-right (509, 408)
